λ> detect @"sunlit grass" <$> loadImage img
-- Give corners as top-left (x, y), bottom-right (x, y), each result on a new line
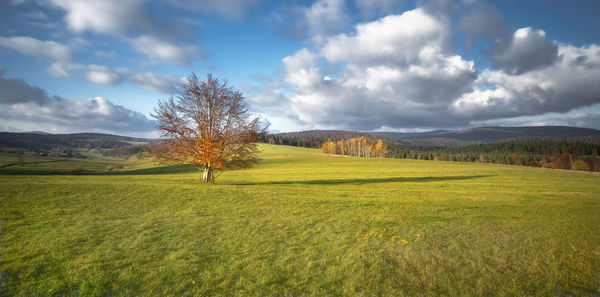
top-left (1, 144), bottom-right (599, 296)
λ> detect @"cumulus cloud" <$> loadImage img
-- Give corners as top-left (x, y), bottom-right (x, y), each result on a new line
top-left (259, 7), bottom-right (600, 131)
top-left (321, 9), bottom-right (448, 66)
top-left (0, 36), bottom-right (72, 62)
top-left (0, 70), bottom-right (155, 135)
top-left (493, 27), bottom-right (559, 74)
top-left (276, 8), bottom-right (476, 130)
top-left (451, 44), bottom-right (600, 119)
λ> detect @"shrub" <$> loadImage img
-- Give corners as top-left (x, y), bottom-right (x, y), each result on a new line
top-left (572, 159), bottom-right (590, 171)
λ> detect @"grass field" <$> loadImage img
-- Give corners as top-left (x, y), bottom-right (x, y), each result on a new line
top-left (1, 144), bottom-right (599, 296)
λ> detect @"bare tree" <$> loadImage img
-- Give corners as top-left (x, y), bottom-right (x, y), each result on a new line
top-left (151, 73), bottom-right (265, 183)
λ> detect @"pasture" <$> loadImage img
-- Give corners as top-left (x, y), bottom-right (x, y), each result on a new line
top-left (1, 144), bottom-right (599, 296)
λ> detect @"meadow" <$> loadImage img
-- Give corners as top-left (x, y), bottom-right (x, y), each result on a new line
top-left (1, 144), bottom-right (599, 296)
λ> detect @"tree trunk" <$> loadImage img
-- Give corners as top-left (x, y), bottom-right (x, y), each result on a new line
top-left (202, 166), bottom-right (214, 183)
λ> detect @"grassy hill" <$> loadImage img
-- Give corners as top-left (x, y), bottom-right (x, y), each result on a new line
top-left (1, 144), bottom-right (599, 296)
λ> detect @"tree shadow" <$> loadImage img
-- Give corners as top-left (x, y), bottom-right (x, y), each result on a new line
top-left (0, 165), bottom-right (199, 176)
top-left (232, 175), bottom-right (493, 186)
top-left (110, 165), bottom-right (199, 175)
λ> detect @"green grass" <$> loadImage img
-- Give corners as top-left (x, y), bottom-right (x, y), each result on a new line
top-left (0, 152), bottom-right (152, 175)
top-left (1, 144), bottom-right (599, 296)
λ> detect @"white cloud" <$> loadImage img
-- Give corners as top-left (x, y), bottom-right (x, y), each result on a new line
top-left (261, 8), bottom-right (600, 131)
top-left (276, 8), bottom-right (476, 130)
top-left (304, 0), bottom-right (348, 43)
top-left (247, 88), bottom-right (288, 106)
top-left (0, 36), bottom-right (72, 62)
top-left (1, 96), bottom-right (156, 135)
top-left (451, 44), bottom-right (600, 119)
top-left (44, 62), bottom-right (183, 93)
top-left (85, 65), bottom-right (122, 85)
top-left (44, 0), bottom-right (199, 65)
top-left (128, 35), bottom-right (198, 66)
top-left (321, 9), bottom-right (447, 66)
top-left (282, 48), bottom-right (322, 87)
top-left (0, 71), bottom-right (155, 135)
top-left (126, 71), bottom-right (186, 93)
top-left (47, 0), bottom-right (145, 34)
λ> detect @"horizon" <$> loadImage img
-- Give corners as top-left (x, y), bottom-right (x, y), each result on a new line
top-left (1, 0), bottom-right (599, 137)
top-left (2, 124), bottom-right (600, 139)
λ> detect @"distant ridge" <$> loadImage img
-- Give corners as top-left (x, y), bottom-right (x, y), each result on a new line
top-left (370, 126), bottom-right (600, 143)
top-left (271, 126), bottom-right (600, 147)
top-left (0, 132), bottom-right (154, 150)
top-left (24, 131), bottom-right (53, 135)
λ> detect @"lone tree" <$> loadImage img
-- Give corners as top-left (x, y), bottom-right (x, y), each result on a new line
top-left (151, 73), bottom-right (265, 183)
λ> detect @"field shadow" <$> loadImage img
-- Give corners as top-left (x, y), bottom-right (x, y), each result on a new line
top-left (0, 164), bottom-right (199, 176)
top-left (111, 165), bottom-right (199, 175)
top-left (232, 175), bottom-right (493, 186)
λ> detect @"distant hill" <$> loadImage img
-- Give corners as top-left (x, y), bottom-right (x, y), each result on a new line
top-left (24, 131), bottom-right (53, 135)
top-left (269, 126), bottom-right (600, 148)
top-left (370, 126), bottom-right (600, 144)
top-left (0, 132), bottom-right (154, 151)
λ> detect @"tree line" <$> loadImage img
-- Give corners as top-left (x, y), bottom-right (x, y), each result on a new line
top-left (321, 137), bottom-right (387, 158)
top-left (385, 139), bottom-right (600, 171)
top-left (261, 130), bottom-right (397, 149)
top-left (261, 133), bottom-right (600, 172)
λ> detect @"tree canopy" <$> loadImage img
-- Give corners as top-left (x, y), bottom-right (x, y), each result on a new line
top-left (151, 73), bottom-right (264, 182)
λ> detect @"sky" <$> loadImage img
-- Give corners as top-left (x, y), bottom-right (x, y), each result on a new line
top-left (0, 0), bottom-right (599, 137)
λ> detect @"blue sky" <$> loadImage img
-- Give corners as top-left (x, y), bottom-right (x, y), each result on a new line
top-left (1, 0), bottom-right (599, 137)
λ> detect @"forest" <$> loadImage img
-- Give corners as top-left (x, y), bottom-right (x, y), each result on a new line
top-left (264, 133), bottom-right (600, 172)
top-left (385, 138), bottom-right (600, 171)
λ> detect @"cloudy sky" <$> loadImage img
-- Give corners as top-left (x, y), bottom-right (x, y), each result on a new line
top-left (1, 0), bottom-right (599, 137)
